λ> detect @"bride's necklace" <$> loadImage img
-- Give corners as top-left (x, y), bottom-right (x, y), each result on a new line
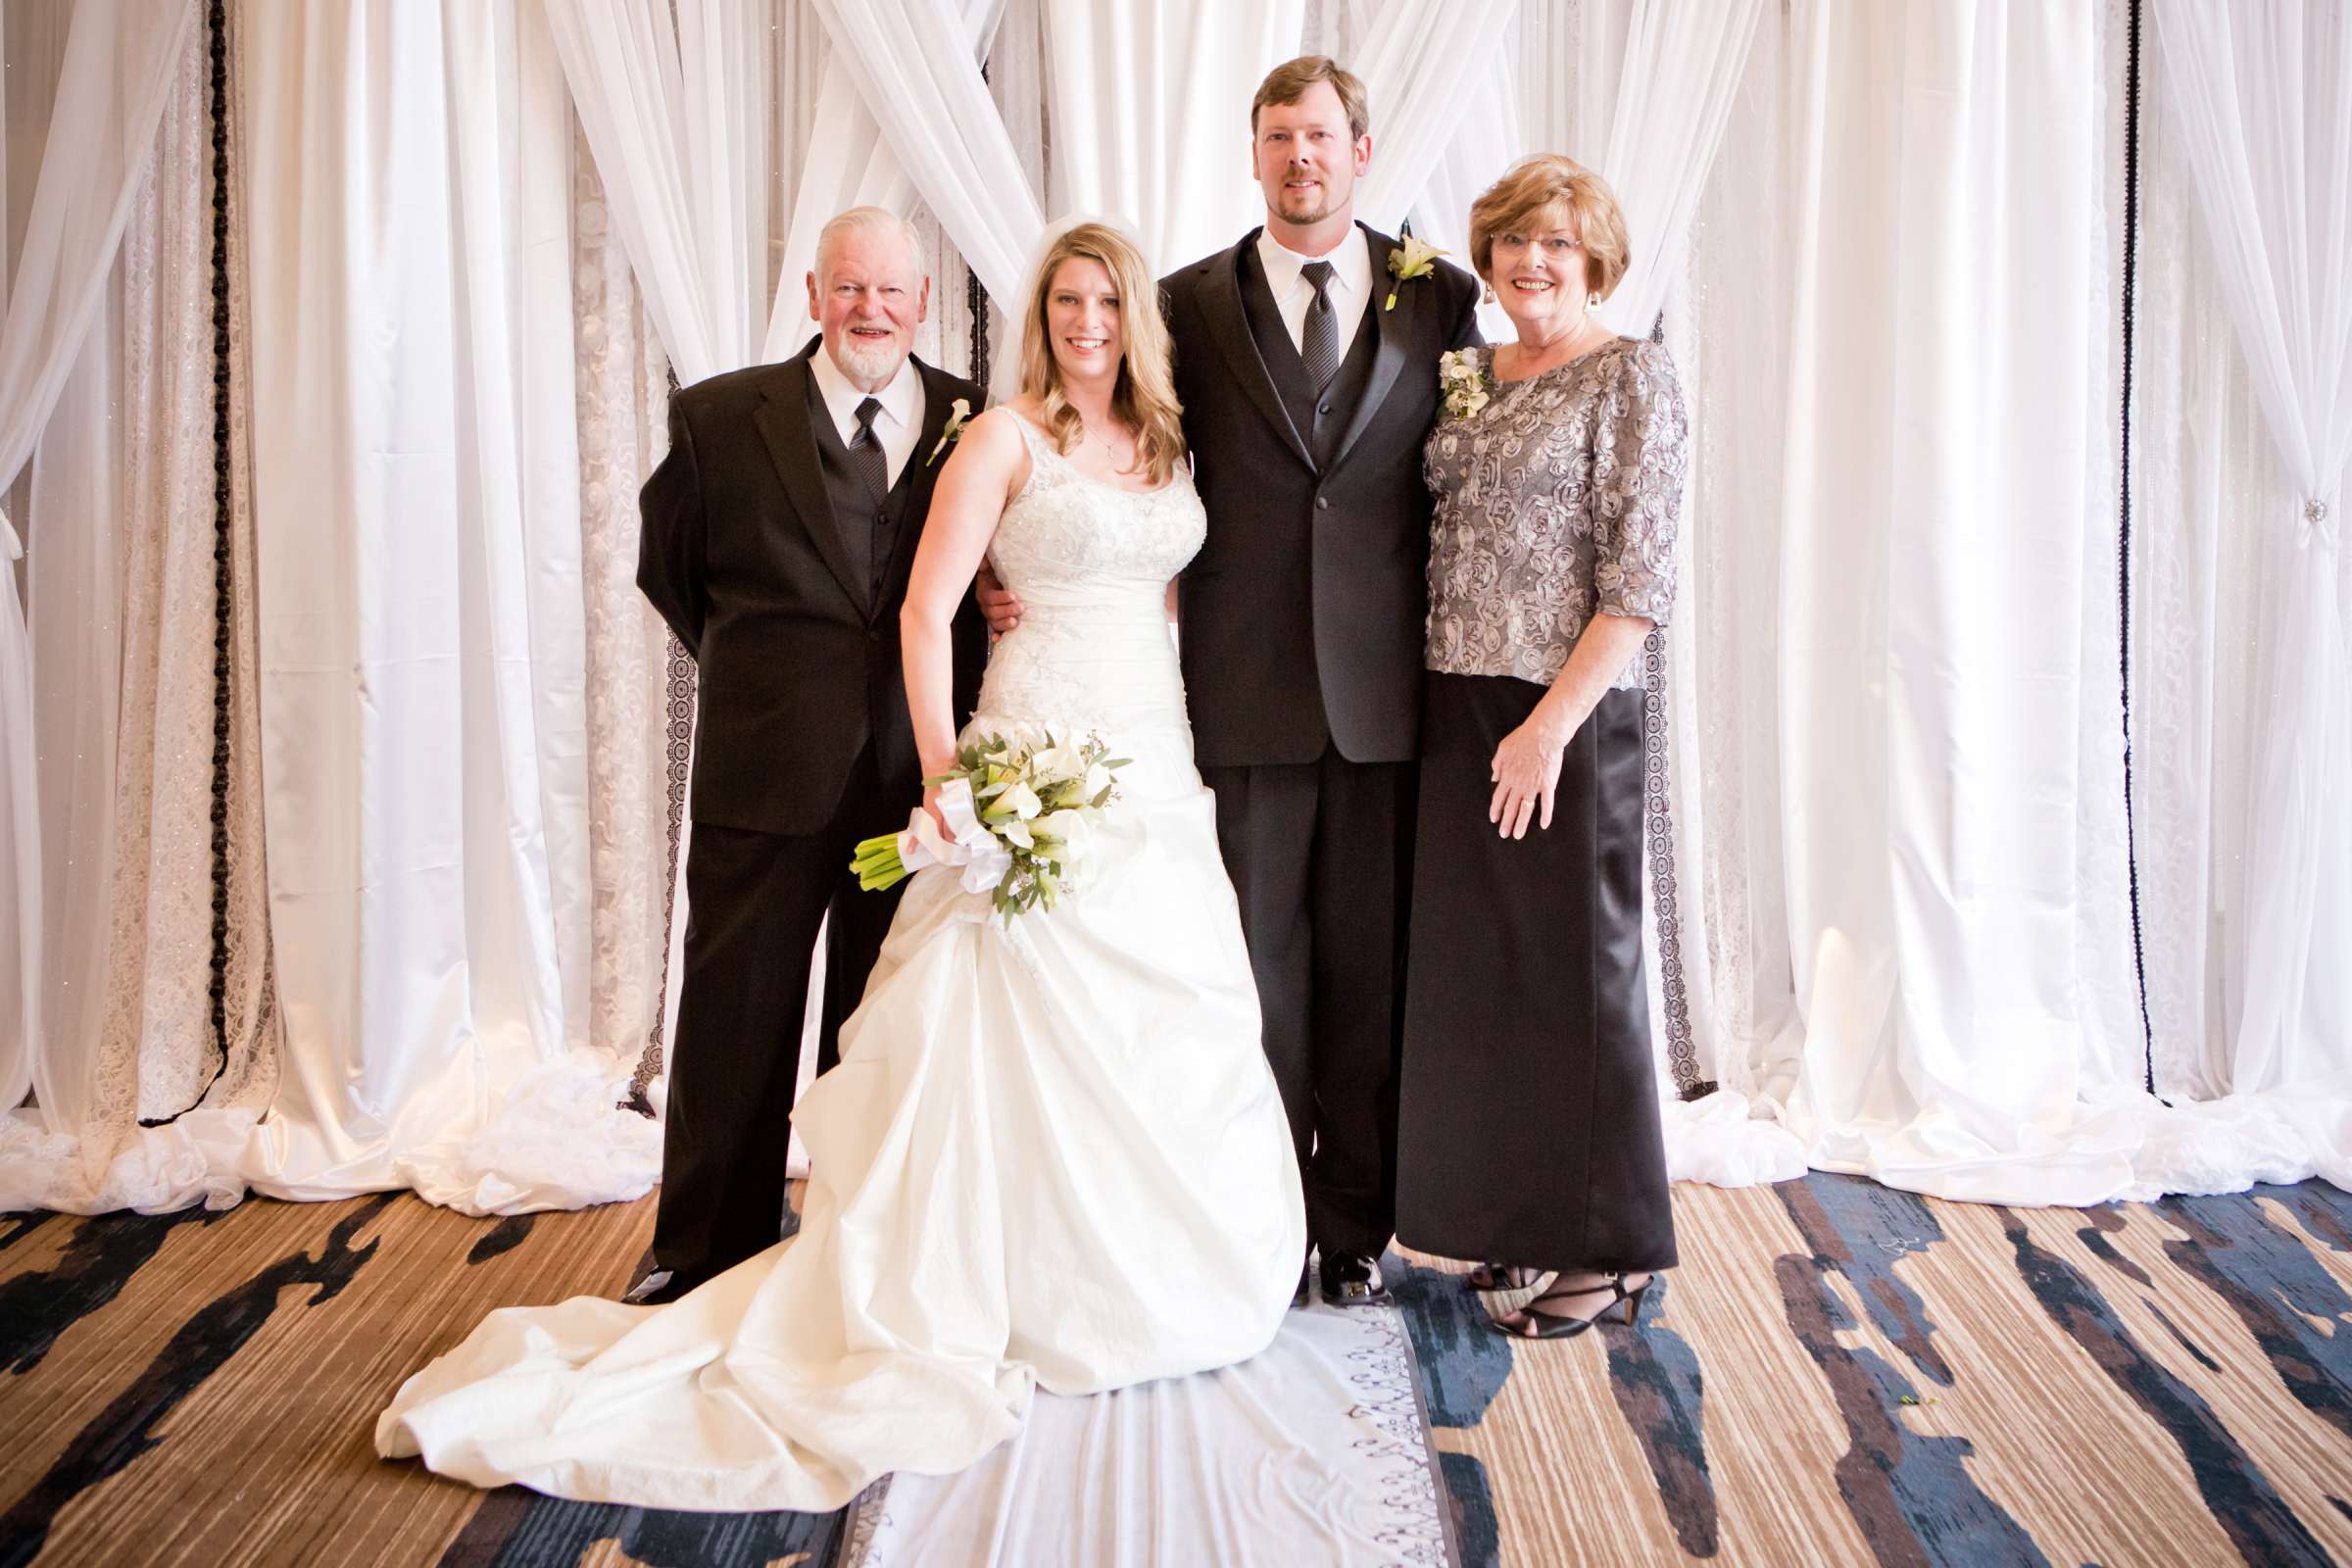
top-left (1077, 414), bottom-right (1133, 468)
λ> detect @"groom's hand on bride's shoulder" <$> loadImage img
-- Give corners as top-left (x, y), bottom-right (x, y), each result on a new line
top-left (974, 564), bottom-right (1023, 635)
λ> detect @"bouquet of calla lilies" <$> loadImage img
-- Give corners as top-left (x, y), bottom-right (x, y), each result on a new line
top-left (852, 730), bottom-right (1130, 924)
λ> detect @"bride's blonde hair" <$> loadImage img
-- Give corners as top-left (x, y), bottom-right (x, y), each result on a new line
top-left (1017, 222), bottom-right (1187, 488)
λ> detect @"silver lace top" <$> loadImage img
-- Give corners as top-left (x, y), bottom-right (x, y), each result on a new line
top-left (1423, 338), bottom-right (1687, 690)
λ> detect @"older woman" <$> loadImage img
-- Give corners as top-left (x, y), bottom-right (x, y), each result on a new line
top-left (1394, 156), bottom-right (1686, 1339)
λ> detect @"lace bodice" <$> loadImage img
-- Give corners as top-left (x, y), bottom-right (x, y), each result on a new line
top-left (974, 415), bottom-right (1204, 736)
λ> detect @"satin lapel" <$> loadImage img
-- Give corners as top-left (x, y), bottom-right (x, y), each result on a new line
top-left (1329, 224), bottom-right (1412, 473)
top-left (1198, 234), bottom-right (1316, 472)
top-left (881, 359), bottom-right (961, 601)
top-left (755, 348), bottom-right (865, 612)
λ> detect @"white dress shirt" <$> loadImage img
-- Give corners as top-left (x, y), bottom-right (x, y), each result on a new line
top-left (808, 345), bottom-right (926, 489)
top-left (1254, 226), bottom-right (1374, 363)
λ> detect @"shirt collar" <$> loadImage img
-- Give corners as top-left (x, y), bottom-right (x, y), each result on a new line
top-left (808, 341), bottom-right (920, 433)
top-left (1255, 225), bottom-right (1370, 301)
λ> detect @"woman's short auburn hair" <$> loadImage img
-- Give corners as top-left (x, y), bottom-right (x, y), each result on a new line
top-left (1468, 155), bottom-right (1631, 301)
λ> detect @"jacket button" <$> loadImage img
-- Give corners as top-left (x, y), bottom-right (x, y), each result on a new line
top-left (868, 627), bottom-right (882, 642)
top-left (1316, 496), bottom-right (1330, 511)
top-left (1318, 402), bottom-right (1332, 416)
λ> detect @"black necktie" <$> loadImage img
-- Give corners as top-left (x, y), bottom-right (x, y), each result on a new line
top-left (852, 397), bottom-right (890, 599)
top-left (1299, 260), bottom-right (1339, 391)
top-left (851, 396), bottom-right (889, 500)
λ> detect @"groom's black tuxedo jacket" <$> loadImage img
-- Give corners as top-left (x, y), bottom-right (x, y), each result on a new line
top-left (637, 338), bottom-right (987, 836)
top-left (1161, 223), bottom-right (1482, 767)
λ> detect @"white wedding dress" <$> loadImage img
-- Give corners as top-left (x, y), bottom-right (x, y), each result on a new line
top-left (377, 415), bottom-right (1306, 1512)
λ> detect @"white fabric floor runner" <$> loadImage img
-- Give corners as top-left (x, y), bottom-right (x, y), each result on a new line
top-left (837, 1300), bottom-right (1457, 1568)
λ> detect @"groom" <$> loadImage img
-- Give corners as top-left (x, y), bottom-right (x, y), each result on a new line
top-left (985, 58), bottom-right (1480, 1304)
top-left (1164, 58), bottom-right (1480, 1305)
top-left (633, 208), bottom-right (986, 1304)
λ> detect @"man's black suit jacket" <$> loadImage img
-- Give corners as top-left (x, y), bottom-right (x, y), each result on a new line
top-left (1161, 223), bottom-right (1482, 767)
top-left (637, 338), bottom-right (987, 836)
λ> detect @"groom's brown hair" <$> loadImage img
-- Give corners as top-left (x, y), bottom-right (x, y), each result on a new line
top-left (1250, 55), bottom-right (1370, 143)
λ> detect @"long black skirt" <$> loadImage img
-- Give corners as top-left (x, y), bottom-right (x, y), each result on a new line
top-left (1394, 672), bottom-right (1676, 1273)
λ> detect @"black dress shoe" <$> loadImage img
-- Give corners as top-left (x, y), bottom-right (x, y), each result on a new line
top-left (1317, 1250), bottom-right (1392, 1306)
top-left (621, 1263), bottom-right (705, 1306)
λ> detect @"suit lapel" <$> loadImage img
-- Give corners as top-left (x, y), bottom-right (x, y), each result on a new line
top-left (880, 359), bottom-right (961, 600)
top-left (1328, 224), bottom-right (1411, 473)
top-left (1199, 233), bottom-right (1316, 472)
top-left (756, 340), bottom-right (866, 612)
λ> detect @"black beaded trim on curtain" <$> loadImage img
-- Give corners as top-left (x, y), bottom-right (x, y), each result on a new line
top-left (205, 0), bottom-right (233, 1080)
top-left (2121, 0), bottom-right (2157, 1096)
top-left (147, 0), bottom-right (237, 1129)
top-left (968, 260), bottom-right (989, 390)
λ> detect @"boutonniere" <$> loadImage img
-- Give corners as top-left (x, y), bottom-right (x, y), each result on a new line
top-left (1385, 234), bottom-right (1446, 311)
top-left (1439, 348), bottom-right (1489, 420)
top-left (926, 397), bottom-right (973, 466)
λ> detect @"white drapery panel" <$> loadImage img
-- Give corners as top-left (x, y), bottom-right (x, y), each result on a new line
top-left (240, 0), bottom-right (655, 1213)
top-left (763, 0), bottom-right (1007, 364)
top-left (1584, 0), bottom-right (1765, 340)
top-left (2125, 0), bottom-right (2352, 1189)
top-left (1045, 0), bottom-right (1305, 273)
top-left (809, 0), bottom-right (1045, 309)
top-left (0, 0), bottom-right (196, 1135)
top-left (1348, 0), bottom-right (1518, 237)
top-left (1770, 0), bottom-right (2139, 1204)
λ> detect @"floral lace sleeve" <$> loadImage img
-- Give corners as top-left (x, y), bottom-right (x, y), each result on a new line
top-left (1590, 339), bottom-right (1687, 627)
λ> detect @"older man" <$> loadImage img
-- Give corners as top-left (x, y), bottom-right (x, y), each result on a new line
top-left (633, 208), bottom-right (987, 1302)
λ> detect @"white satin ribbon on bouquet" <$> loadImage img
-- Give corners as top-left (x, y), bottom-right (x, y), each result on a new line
top-left (896, 778), bottom-right (1013, 896)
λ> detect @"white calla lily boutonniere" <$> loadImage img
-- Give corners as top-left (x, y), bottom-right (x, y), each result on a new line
top-left (926, 397), bottom-right (974, 466)
top-left (1385, 233), bottom-right (1446, 311)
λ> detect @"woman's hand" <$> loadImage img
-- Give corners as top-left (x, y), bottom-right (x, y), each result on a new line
top-left (1490, 715), bottom-right (1571, 839)
top-left (920, 778), bottom-right (953, 839)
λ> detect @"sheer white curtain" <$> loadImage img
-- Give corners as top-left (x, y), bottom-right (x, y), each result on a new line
top-left (1348, 0), bottom-right (1518, 236)
top-left (764, 0), bottom-right (1007, 364)
top-left (2125, 0), bottom-right (2352, 1191)
top-left (1583, 0), bottom-right (1764, 341)
top-left (543, 0), bottom-right (776, 386)
top-left (1045, 0), bottom-right (1305, 272)
top-left (239, 0), bottom-right (655, 1214)
top-left (809, 0), bottom-right (1045, 308)
top-left (0, 0), bottom-right (196, 1146)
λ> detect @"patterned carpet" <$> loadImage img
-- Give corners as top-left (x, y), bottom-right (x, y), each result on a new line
top-left (2, 1175), bottom-right (2348, 1566)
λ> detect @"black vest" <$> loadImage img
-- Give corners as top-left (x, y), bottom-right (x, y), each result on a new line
top-left (1237, 243), bottom-right (1381, 468)
top-left (806, 368), bottom-right (916, 612)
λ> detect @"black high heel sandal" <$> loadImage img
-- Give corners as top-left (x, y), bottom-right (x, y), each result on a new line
top-left (1465, 1263), bottom-right (1547, 1292)
top-left (1490, 1272), bottom-right (1652, 1341)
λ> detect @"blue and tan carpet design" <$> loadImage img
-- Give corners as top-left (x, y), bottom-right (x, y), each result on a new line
top-left (2, 1174), bottom-right (2348, 1565)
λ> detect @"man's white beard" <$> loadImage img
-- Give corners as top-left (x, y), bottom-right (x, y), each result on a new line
top-left (838, 336), bottom-right (904, 385)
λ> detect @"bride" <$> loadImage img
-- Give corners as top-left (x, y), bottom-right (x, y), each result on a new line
top-left (375, 220), bottom-right (1307, 1512)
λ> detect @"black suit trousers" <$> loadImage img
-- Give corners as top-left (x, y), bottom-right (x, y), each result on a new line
top-left (651, 744), bottom-right (904, 1282)
top-left (1202, 748), bottom-right (1416, 1258)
